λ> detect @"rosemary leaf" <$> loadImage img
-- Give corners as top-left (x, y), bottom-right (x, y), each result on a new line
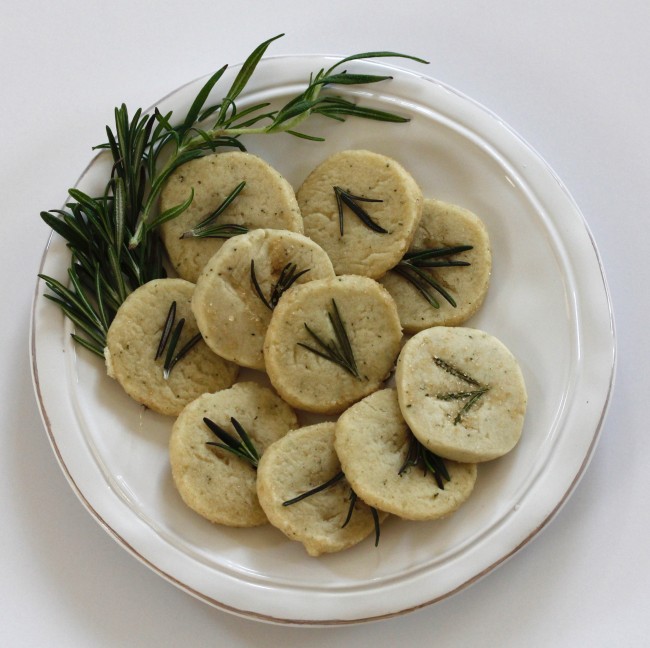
top-left (180, 181), bottom-right (246, 239)
top-left (250, 260), bottom-right (310, 310)
top-left (398, 433), bottom-right (450, 489)
top-left (298, 299), bottom-right (360, 378)
top-left (433, 356), bottom-right (489, 424)
top-left (334, 186), bottom-right (387, 235)
top-left (396, 244), bottom-right (473, 309)
top-left (204, 416), bottom-right (260, 467)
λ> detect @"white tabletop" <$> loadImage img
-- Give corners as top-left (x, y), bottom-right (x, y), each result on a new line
top-left (2, 1), bottom-right (647, 645)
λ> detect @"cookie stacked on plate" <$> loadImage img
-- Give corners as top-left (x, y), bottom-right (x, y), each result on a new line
top-left (102, 148), bottom-right (527, 556)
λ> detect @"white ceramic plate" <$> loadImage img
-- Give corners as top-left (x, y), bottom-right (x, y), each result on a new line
top-left (31, 55), bottom-right (615, 625)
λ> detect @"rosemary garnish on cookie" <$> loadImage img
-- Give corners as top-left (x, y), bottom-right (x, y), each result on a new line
top-left (298, 299), bottom-right (360, 378)
top-left (250, 260), bottom-right (310, 310)
top-left (283, 471), bottom-right (380, 547)
top-left (399, 433), bottom-right (451, 489)
top-left (155, 301), bottom-right (202, 379)
top-left (394, 245), bottom-right (473, 308)
top-left (204, 416), bottom-right (260, 468)
top-left (333, 186), bottom-right (387, 235)
top-left (180, 181), bottom-right (247, 239)
top-left (434, 356), bottom-right (489, 424)
top-left (38, 35), bottom-right (427, 356)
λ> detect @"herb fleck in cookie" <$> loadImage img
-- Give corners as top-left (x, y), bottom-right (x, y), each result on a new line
top-left (169, 382), bottom-right (298, 527)
top-left (335, 389), bottom-right (477, 520)
top-left (380, 198), bottom-right (491, 331)
top-left (192, 229), bottom-right (335, 371)
top-left (104, 278), bottom-right (238, 416)
top-left (395, 326), bottom-right (527, 463)
top-left (263, 275), bottom-right (402, 414)
top-left (257, 422), bottom-right (384, 556)
top-left (297, 150), bottom-right (423, 278)
top-left (160, 151), bottom-right (303, 283)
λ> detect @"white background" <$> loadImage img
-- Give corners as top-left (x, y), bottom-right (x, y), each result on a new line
top-left (1, 1), bottom-right (647, 645)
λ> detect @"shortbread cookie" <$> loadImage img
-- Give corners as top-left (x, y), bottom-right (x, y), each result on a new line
top-left (297, 150), bottom-right (423, 278)
top-left (263, 275), bottom-right (402, 414)
top-left (169, 382), bottom-right (298, 527)
top-left (335, 389), bottom-right (477, 520)
top-left (380, 199), bottom-right (491, 331)
top-left (160, 151), bottom-right (303, 282)
top-left (395, 327), bottom-right (527, 462)
top-left (257, 422), bottom-right (384, 556)
top-left (104, 278), bottom-right (238, 416)
top-left (192, 229), bottom-right (335, 370)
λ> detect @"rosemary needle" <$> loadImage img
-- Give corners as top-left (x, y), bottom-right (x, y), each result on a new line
top-left (433, 356), bottom-right (490, 424)
top-left (298, 299), bottom-right (360, 378)
top-left (180, 181), bottom-right (247, 239)
top-left (155, 301), bottom-right (202, 379)
top-left (282, 470), bottom-right (380, 547)
top-left (333, 186), bottom-right (387, 235)
top-left (204, 416), bottom-right (260, 468)
top-left (399, 433), bottom-right (451, 489)
top-left (396, 245), bottom-right (473, 309)
top-left (250, 259), bottom-right (310, 310)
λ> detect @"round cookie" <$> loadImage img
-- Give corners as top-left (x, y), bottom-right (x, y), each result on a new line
top-left (380, 198), bottom-right (492, 332)
top-left (395, 327), bottom-right (527, 463)
top-left (263, 275), bottom-right (403, 414)
top-left (160, 151), bottom-right (303, 282)
top-left (169, 381), bottom-right (298, 527)
top-left (192, 229), bottom-right (335, 370)
top-left (256, 422), bottom-right (384, 556)
top-left (335, 389), bottom-right (477, 520)
top-left (104, 278), bottom-right (238, 416)
top-left (297, 149), bottom-right (423, 278)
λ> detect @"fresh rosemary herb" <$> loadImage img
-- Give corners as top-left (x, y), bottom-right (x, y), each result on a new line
top-left (333, 186), bottom-right (387, 235)
top-left (204, 416), bottom-right (260, 468)
top-left (250, 259), bottom-right (310, 310)
top-left (394, 245), bottom-right (473, 308)
top-left (398, 433), bottom-right (451, 489)
top-left (298, 299), bottom-right (360, 378)
top-left (38, 35), bottom-right (427, 355)
top-left (283, 470), bottom-right (380, 547)
top-left (180, 181), bottom-right (248, 239)
top-left (434, 356), bottom-right (489, 424)
top-left (155, 300), bottom-right (202, 379)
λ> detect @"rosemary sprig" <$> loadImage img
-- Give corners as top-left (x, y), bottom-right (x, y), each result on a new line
top-left (298, 299), bottom-right (360, 378)
top-left (433, 356), bottom-right (489, 424)
top-left (250, 260), bottom-right (310, 310)
top-left (204, 416), bottom-right (260, 468)
top-left (333, 186), bottom-right (387, 235)
top-left (156, 301), bottom-right (202, 379)
top-left (398, 433), bottom-right (451, 489)
top-left (180, 181), bottom-right (247, 239)
top-left (283, 470), bottom-right (380, 547)
top-left (39, 36), bottom-right (427, 355)
top-left (395, 245), bottom-right (473, 309)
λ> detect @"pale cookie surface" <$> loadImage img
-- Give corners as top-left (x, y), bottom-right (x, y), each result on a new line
top-left (160, 151), bottom-right (303, 282)
top-left (104, 278), bottom-right (238, 417)
top-left (256, 422), bottom-right (383, 556)
top-left (169, 382), bottom-right (298, 527)
top-left (297, 149), bottom-right (423, 278)
top-left (192, 229), bottom-right (335, 370)
top-left (396, 327), bottom-right (527, 462)
top-left (335, 389), bottom-right (477, 520)
top-left (264, 275), bottom-right (403, 414)
top-left (380, 198), bottom-right (492, 332)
